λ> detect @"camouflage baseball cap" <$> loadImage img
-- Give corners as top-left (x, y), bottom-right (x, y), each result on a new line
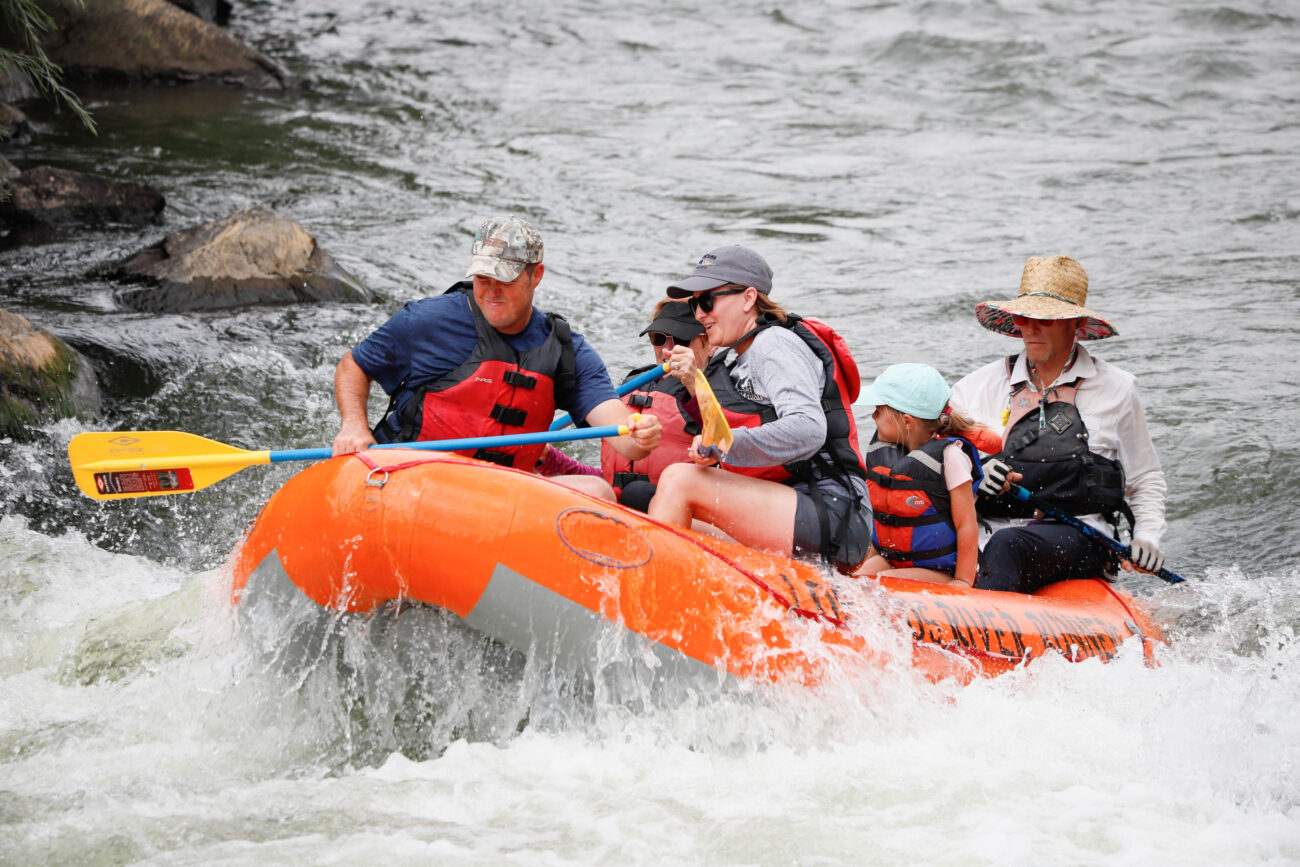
top-left (465, 216), bottom-right (544, 282)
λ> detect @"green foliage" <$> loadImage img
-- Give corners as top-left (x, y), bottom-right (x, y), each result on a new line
top-left (0, 0), bottom-right (97, 134)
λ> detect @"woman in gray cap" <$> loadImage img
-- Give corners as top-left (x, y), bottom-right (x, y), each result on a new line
top-left (647, 246), bottom-right (871, 572)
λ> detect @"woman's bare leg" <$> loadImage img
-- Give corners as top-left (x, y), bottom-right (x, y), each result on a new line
top-left (552, 474), bottom-right (616, 501)
top-left (649, 463), bottom-right (797, 554)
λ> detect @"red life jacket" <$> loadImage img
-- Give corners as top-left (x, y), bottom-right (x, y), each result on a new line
top-left (600, 367), bottom-right (700, 495)
top-left (705, 313), bottom-right (867, 485)
top-left (865, 435), bottom-right (982, 571)
top-left (392, 288), bottom-right (575, 471)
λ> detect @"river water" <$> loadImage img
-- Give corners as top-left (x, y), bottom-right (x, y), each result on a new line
top-left (2, 0), bottom-right (1299, 863)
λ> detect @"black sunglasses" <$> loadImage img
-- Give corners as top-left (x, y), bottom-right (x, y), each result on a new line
top-left (688, 287), bottom-right (745, 314)
top-left (648, 332), bottom-right (675, 347)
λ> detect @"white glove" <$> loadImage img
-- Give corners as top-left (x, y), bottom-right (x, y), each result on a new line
top-left (977, 457), bottom-right (1011, 498)
top-left (1129, 539), bottom-right (1164, 574)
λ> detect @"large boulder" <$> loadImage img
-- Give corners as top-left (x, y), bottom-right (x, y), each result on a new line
top-left (113, 206), bottom-right (371, 312)
top-left (0, 309), bottom-right (103, 437)
top-left (0, 166), bottom-right (165, 228)
top-left (7, 0), bottom-right (290, 90)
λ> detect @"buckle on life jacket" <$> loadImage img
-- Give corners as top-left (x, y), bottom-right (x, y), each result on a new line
top-left (628, 394), bottom-right (654, 408)
top-left (503, 371), bottom-right (537, 389)
top-left (472, 449), bottom-right (515, 467)
top-left (613, 471), bottom-right (650, 488)
top-left (489, 404), bottom-right (528, 426)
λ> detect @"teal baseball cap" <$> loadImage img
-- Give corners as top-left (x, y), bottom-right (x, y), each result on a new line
top-left (860, 363), bottom-right (952, 420)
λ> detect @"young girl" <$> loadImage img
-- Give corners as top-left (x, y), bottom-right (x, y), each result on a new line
top-left (855, 363), bottom-right (999, 587)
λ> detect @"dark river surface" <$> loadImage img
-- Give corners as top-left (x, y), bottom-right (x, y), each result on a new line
top-left (2, 1), bottom-right (1298, 863)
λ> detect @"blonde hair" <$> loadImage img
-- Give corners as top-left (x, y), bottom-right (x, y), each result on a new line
top-left (752, 291), bottom-right (789, 324)
top-left (648, 297), bottom-right (674, 321)
top-left (879, 404), bottom-right (992, 442)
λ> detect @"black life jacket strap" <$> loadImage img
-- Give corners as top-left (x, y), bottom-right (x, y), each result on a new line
top-left (503, 370), bottom-right (537, 389)
top-left (612, 471), bottom-right (651, 488)
top-left (472, 449), bottom-right (514, 467)
top-left (547, 312), bottom-right (578, 414)
top-left (872, 511), bottom-right (950, 528)
top-left (863, 466), bottom-right (949, 496)
top-left (490, 404), bottom-right (528, 427)
top-left (876, 540), bottom-right (958, 562)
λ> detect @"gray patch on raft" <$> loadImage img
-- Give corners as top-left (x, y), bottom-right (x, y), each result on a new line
top-left (463, 562), bottom-right (728, 691)
top-left (239, 550), bottom-right (733, 694)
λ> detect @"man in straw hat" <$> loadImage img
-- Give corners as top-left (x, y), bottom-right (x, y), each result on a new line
top-left (331, 215), bottom-right (660, 497)
top-left (950, 255), bottom-right (1167, 594)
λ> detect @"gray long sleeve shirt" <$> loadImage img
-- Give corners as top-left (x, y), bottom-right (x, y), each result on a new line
top-left (723, 326), bottom-right (828, 468)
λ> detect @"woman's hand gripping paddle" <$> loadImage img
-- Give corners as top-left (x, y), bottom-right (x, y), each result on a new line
top-left (694, 369), bottom-right (733, 461)
top-left (68, 422), bottom-right (637, 501)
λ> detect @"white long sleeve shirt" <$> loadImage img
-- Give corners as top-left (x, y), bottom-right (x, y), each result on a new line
top-left (950, 344), bottom-right (1167, 547)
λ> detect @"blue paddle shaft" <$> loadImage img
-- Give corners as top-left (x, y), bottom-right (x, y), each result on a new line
top-left (268, 423), bottom-right (629, 465)
top-left (1009, 485), bottom-right (1184, 584)
top-left (549, 363), bottom-right (669, 431)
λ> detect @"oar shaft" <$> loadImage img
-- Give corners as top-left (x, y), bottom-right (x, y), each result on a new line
top-left (549, 363), bottom-right (668, 431)
top-left (267, 424), bottom-right (631, 463)
top-left (1009, 485), bottom-right (1184, 584)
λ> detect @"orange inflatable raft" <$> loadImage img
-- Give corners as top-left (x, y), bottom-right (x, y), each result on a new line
top-left (228, 450), bottom-right (1165, 686)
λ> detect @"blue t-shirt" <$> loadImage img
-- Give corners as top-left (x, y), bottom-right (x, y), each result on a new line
top-left (352, 290), bottom-right (617, 437)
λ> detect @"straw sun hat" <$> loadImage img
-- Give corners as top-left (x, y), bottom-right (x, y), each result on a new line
top-left (974, 255), bottom-right (1117, 340)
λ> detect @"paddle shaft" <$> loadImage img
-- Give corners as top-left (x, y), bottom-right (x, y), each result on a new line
top-left (78, 425), bottom-right (633, 475)
top-left (286, 424), bottom-right (629, 461)
top-left (1009, 484), bottom-right (1184, 584)
top-left (549, 363), bottom-right (668, 430)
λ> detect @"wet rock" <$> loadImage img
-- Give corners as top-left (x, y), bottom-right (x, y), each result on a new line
top-left (0, 155), bottom-right (17, 181)
top-left (0, 59), bottom-right (37, 104)
top-left (166, 0), bottom-right (232, 26)
top-left (114, 206), bottom-right (371, 312)
top-left (6, 0), bottom-right (290, 90)
top-left (0, 101), bottom-right (33, 146)
top-left (0, 166), bottom-right (165, 228)
top-left (0, 309), bottom-right (103, 437)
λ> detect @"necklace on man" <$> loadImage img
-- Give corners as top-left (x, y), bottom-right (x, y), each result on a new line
top-left (1027, 346), bottom-right (1078, 428)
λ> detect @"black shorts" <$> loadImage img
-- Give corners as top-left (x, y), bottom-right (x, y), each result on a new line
top-left (792, 485), bottom-right (872, 572)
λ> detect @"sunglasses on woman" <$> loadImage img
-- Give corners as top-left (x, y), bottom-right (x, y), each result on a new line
top-left (688, 287), bottom-right (745, 314)
top-left (648, 332), bottom-right (675, 347)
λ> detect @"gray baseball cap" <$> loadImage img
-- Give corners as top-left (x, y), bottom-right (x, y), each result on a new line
top-left (465, 216), bottom-right (544, 282)
top-left (666, 245), bottom-right (773, 298)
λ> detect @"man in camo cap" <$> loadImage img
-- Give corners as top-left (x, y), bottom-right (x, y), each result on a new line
top-left (332, 216), bottom-right (660, 496)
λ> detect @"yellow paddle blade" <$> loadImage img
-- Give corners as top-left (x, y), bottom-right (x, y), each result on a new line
top-left (68, 431), bottom-right (271, 501)
top-left (694, 370), bottom-right (733, 454)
